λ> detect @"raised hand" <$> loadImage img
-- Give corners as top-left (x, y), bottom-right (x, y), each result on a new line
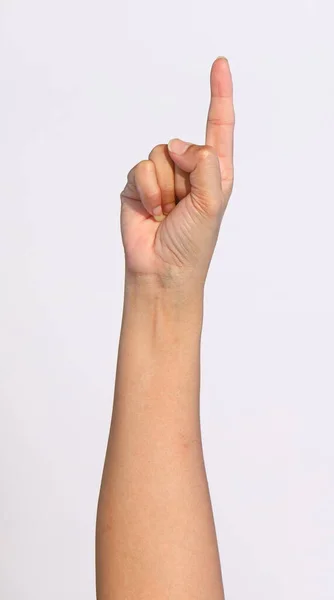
top-left (120, 57), bottom-right (235, 287)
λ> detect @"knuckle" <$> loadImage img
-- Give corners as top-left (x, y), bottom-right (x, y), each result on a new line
top-left (126, 166), bottom-right (134, 182)
top-left (222, 165), bottom-right (234, 184)
top-left (136, 159), bottom-right (152, 173)
top-left (149, 144), bottom-right (166, 159)
top-left (133, 159), bottom-right (153, 181)
top-left (146, 189), bottom-right (161, 203)
top-left (208, 116), bottom-right (235, 127)
top-left (198, 145), bottom-right (217, 161)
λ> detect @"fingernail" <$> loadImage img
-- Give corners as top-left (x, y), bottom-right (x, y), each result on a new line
top-left (216, 55), bottom-right (228, 61)
top-left (152, 205), bottom-right (165, 222)
top-left (168, 138), bottom-right (191, 155)
top-left (163, 202), bottom-right (175, 215)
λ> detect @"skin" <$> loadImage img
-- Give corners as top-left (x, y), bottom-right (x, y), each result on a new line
top-left (96, 56), bottom-right (235, 599)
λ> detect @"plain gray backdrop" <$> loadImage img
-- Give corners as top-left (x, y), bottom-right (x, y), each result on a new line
top-left (1, 1), bottom-right (334, 598)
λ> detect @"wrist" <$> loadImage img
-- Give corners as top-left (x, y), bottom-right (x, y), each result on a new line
top-left (125, 269), bottom-right (204, 304)
top-left (123, 271), bottom-right (204, 331)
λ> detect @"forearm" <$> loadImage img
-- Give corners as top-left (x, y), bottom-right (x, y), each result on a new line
top-left (96, 275), bottom-right (224, 599)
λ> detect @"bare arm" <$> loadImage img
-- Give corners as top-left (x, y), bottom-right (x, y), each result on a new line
top-left (96, 57), bottom-right (235, 600)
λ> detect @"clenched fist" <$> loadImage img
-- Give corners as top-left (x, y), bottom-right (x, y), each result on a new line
top-left (120, 57), bottom-right (235, 288)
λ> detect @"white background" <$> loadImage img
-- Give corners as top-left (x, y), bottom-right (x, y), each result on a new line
top-left (1, 1), bottom-right (334, 598)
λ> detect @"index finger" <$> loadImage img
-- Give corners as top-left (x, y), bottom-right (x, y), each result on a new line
top-left (205, 57), bottom-right (235, 188)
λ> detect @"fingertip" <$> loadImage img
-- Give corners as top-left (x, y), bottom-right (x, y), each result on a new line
top-left (152, 205), bottom-right (165, 222)
top-left (210, 56), bottom-right (233, 98)
top-left (213, 56), bottom-right (229, 70)
top-left (163, 202), bottom-right (175, 215)
top-left (168, 138), bottom-right (191, 155)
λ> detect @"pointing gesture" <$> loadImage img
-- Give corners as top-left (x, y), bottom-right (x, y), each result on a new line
top-left (120, 57), bottom-right (235, 286)
top-left (205, 56), bottom-right (235, 197)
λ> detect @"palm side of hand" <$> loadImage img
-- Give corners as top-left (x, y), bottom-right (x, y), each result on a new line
top-left (121, 189), bottom-right (211, 277)
top-left (120, 57), bottom-right (235, 283)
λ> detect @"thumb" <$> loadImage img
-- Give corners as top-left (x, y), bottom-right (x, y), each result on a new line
top-left (167, 138), bottom-right (223, 215)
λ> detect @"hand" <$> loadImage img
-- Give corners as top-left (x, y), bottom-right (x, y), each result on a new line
top-left (120, 57), bottom-right (235, 288)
